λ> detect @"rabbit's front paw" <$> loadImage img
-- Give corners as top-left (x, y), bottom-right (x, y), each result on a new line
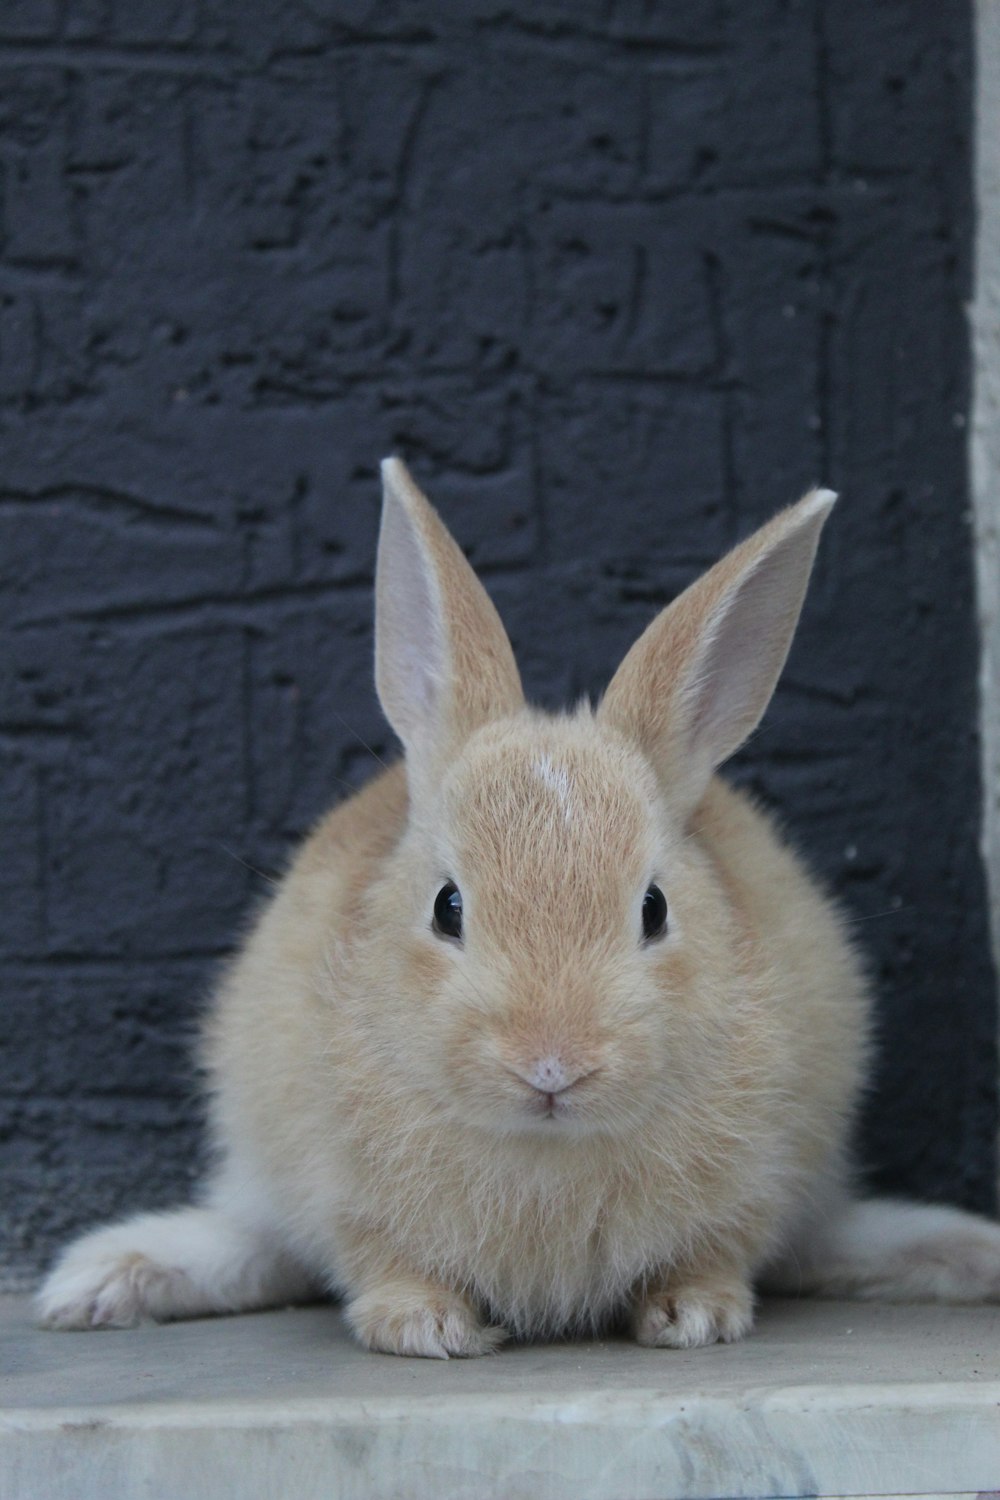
top-left (632, 1272), bottom-right (754, 1350)
top-left (345, 1281), bottom-right (506, 1359)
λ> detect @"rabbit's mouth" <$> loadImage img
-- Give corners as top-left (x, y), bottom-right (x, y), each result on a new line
top-left (500, 1061), bottom-right (603, 1126)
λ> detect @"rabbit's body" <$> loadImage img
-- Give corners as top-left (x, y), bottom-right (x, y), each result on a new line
top-left (205, 740), bottom-right (865, 1345)
top-left (38, 461), bottom-right (1000, 1356)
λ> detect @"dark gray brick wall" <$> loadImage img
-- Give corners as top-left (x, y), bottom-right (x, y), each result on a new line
top-left (1, 0), bottom-right (995, 1286)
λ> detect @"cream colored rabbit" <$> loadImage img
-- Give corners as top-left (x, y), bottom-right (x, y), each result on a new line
top-left (38, 459), bottom-right (1000, 1357)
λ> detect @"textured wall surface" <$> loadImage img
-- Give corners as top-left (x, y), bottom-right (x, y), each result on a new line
top-left (1, 0), bottom-right (996, 1287)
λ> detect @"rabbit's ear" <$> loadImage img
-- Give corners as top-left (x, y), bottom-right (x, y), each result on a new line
top-left (375, 458), bottom-right (524, 784)
top-left (599, 489), bottom-right (836, 815)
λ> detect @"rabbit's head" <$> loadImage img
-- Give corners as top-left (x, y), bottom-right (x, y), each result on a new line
top-left (358, 460), bottom-right (835, 1142)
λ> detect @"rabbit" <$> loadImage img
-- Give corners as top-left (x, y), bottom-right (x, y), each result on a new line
top-left (37, 457), bottom-right (1000, 1358)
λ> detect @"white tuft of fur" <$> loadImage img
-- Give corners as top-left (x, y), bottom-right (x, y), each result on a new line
top-left (534, 754), bottom-right (573, 821)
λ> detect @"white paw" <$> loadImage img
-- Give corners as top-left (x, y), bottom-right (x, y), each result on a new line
top-left (633, 1278), bottom-right (754, 1350)
top-left (346, 1285), bottom-right (507, 1359)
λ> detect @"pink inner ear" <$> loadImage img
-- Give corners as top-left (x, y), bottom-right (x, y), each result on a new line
top-left (375, 488), bottom-right (449, 752)
top-left (597, 491), bottom-right (833, 814)
top-left (685, 541), bottom-right (808, 772)
top-left (387, 552), bottom-right (446, 721)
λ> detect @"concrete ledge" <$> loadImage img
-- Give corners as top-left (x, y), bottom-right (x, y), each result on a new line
top-left (3, 1295), bottom-right (1000, 1500)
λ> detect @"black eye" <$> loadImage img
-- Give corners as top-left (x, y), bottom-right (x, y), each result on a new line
top-left (433, 881), bottom-right (463, 941)
top-left (642, 884), bottom-right (668, 942)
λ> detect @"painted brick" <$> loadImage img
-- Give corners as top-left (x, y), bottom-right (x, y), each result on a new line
top-left (0, 0), bottom-right (994, 1287)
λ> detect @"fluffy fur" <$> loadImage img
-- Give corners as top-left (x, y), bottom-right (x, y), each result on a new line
top-left (38, 459), bottom-right (1000, 1356)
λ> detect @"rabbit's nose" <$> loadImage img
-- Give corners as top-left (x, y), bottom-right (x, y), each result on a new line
top-left (521, 1056), bottom-right (575, 1095)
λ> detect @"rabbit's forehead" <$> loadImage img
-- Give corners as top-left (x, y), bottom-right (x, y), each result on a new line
top-left (444, 729), bottom-right (658, 880)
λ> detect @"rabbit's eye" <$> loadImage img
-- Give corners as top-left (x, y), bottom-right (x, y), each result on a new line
top-left (642, 883), bottom-right (668, 942)
top-left (433, 881), bottom-right (463, 941)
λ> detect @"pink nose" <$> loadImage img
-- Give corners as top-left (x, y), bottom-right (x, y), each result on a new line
top-left (521, 1055), bottom-right (575, 1095)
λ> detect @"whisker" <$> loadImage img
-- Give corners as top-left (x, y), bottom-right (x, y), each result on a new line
top-left (330, 709), bottom-right (390, 770)
top-left (841, 906), bottom-right (913, 926)
top-left (215, 843), bottom-right (279, 887)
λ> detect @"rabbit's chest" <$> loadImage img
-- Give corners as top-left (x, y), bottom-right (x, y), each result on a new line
top-left (386, 1153), bottom-right (689, 1334)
